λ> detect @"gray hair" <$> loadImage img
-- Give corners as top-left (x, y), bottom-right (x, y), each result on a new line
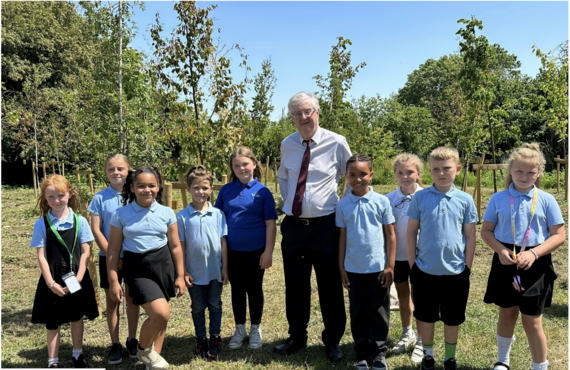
top-left (288, 92), bottom-right (320, 113)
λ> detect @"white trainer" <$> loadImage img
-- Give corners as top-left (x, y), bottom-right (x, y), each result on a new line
top-left (392, 331), bottom-right (416, 354)
top-left (410, 340), bottom-right (424, 364)
top-left (249, 324), bottom-right (262, 349)
top-left (137, 345), bottom-right (169, 370)
top-left (228, 324), bottom-right (247, 349)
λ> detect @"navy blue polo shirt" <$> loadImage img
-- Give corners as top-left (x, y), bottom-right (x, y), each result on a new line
top-left (215, 178), bottom-right (277, 252)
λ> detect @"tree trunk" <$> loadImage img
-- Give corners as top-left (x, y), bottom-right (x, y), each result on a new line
top-left (118, 0), bottom-right (124, 151)
top-left (487, 109), bottom-right (497, 193)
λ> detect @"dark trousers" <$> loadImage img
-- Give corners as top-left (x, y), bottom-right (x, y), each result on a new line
top-left (228, 247), bottom-right (266, 325)
top-left (280, 214), bottom-right (346, 345)
top-left (347, 271), bottom-right (390, 361)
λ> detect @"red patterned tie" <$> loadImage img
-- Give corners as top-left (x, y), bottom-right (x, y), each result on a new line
top-left (292, 139), bottom-right (311, 217)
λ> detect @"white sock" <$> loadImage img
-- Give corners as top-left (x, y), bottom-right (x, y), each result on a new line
top-left (48, 358), bottom-right (58, 366)
top-left (403, 325), bottom-right (413, 336)
top-left (72, 348), bottom-right (82, 360)
top-left (424, 347), bottom-right (434, 357)
top-left (532, 360), bottom-right (549, 370)
top-left (417, 334), bottom-right (422, 343)
top-left (496, 333), bottom-right (515, 366)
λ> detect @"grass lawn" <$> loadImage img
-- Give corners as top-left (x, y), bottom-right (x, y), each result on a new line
top-left (1, 185), bottom-right (567, 369)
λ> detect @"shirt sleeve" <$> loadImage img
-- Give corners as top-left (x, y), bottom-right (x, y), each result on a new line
top-left (406, 194), bottom-right (420, 221)
top-left (87, 194), bottom-right (102, 215)
top-left (261, 187), bottom-right (277, 220)
top-left (166, 208), bottom-right (177, 227)
top-left (483, 194), bottom-right (498, 224)
top-left (110, 210), bottom-right (123, 228)
top-left (463, 196), bottom-right (479, 224)
top-left (176, 212), bottom-right (186, 242)
top-left (545, 194), bottom-right (565, 226)
top-left (30, 218), bottom-right (47, 248)
top-left (78, 216), bottom-right (95, 243)
top-left (277, 141), bottom-right (289, 202)
top-left (214, 186), bottom-right (224, 210)
top-left (220, 211), bottom-right (228, 238)
top-left (381, 197), bottom-right (396, 224)
top-left (338, 137), bottom-right (353, 197)
top-left (335, 203), bottom-right (346, 228)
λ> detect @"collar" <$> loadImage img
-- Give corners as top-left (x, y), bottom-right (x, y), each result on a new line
top-left (187, 201), bottom-right (213, 215)
top-left (508, 183), bottom-right (536, 198)
top-left (236, 178), bottom-right (258, 189)
top-left (107, 186), bottom-right (122, 197)
top-left (48, 207), bottom-right (75, 223)
top-left (349, 187), bottom-right (374, 202)
top-left (131, 199), bottom-right (158, 213)
top-left (297, 126), bottom-right (323, 146)
top-left (429, 183), bottom-right (457, 198)
top-left (397, 183), bottom-right (421, 198)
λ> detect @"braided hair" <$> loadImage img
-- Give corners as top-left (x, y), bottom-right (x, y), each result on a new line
top-left (121, 166), bottom-right (163, 206)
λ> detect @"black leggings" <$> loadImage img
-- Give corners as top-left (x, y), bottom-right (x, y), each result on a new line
top-left (228, 247), bottom-right (266, 325)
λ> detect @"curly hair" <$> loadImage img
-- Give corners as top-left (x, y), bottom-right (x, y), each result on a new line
top-left (121, 166), bottom-right (163, 206)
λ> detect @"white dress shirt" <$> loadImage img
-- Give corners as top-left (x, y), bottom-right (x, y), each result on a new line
top-left (278, 127), bottom-right (352, 218)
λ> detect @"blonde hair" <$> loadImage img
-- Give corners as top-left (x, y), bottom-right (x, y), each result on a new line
top-left (36, 175), bottom-right (80, 217)
top-left (393, 153), bottom-right (424, 185)
top-left (429, 146), bottom-right (459, 165)
top-left (104, 153), bottom-right (132, 170)
top-left (506, 142), bottom-right (545, 189)
top-left (229, 147), bottom-right (262, 183)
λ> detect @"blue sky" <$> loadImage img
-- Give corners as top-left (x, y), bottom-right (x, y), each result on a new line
top-left (130, 1), bottom-right (568, 120)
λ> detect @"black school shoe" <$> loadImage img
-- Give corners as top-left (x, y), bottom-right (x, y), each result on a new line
top-left (48, 364), bottom-right (60, 368)
top-left (325, 344), bottom-right (343, 363)
top-left (444, 358), bottom-right (458, 370)
top-left (208, 335), bottom-right (221, 361)
top-left (196, 337), bottom-right (209, 359)
top-left (274, 338), bottom-right (307, 355)
top-left (108, 343), bottom-right (123, 365)
top-left (72, 354), bottom-right (88, 368)
top-left (421, 355), bottom-right (435, 370)
top-left (125, 338), bottom-right (139, 359)
top-left (370, 353), bottom-right (388, 370)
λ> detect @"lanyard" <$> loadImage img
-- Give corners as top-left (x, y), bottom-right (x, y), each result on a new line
top-left (46, 212), bottom-right (79, 268)
top-left (510, 188), bottom-right (538, 260)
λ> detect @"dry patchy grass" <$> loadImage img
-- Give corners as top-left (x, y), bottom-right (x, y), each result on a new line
top-left (1, 185), bottom-right (567, 369)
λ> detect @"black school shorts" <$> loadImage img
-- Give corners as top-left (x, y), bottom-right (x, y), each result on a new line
top-left (99, 255), bottom-right (124, 290)
top-left (410, 264), bottom-right (470, 326)
top-left (394, 260), bottom-right (412, 284)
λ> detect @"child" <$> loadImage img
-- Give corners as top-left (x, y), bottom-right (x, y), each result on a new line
top-left (215, 147), bottom-right (277, 349)
top-left (177, 165), bottom-right (229, 360)
top-left (336, 154), bottom-right (396, 370)
top-left (107, 166), bottom-right (186, 370)
top-left (385, 153), bottom-right (424, 363)
top-left (31, 175), bottom-right (99, 368)
top-left (406, 147), bottom-right (478, 370)
top-left (88, 154), bottom-right (141, 364)
top-left (481, 143), bottom-right (565, 370)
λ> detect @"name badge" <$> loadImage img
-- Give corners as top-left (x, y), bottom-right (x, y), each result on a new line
top-left (62, 272), bottom-right (82, 294)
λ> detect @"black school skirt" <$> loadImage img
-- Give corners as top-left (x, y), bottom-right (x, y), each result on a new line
top-left (123, 246), bottom-right (175, 306)
top-left (483, 243), bottom-right (557, 316)
top-left (31, 269), bottom-right (99, 330)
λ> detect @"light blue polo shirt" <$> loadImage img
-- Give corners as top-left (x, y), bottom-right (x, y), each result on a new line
top-left (407, 184), bottom-right (478, 276)
top-left (177, 202), bottom-right (228, 285)
top-left (110, 200), bottom-right (176, 254)
top-left (87, 186), bottom-right (123, 256)
top-left (484, 184), bottom-right (565, 245)
top-left (335, 187), bottom-right (395, 274)
top-left (31, 208), bottom-right (94, 248)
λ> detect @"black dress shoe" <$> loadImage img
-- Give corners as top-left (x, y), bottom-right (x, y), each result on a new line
top-left (325, 344), bottom-right (343, 363)
top-left (274, 338), bottom-right (307, 355)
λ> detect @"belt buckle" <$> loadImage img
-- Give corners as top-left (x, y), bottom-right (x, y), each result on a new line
top-left (300, 218), bottom-right (310, 226)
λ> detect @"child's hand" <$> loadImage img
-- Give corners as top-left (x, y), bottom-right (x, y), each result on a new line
top-left (516, 250), bottom-right (536, 270)
top-left (109, 282), bottom-right (124, 303)
top-left (498, 249), bottom-right (516, 265)
top-left (222, 268), bottom-right (229, 285)
top-left (50, 283), bottom-right (68, 297)
top-left (381, 267), bottom-right (394, 288)
top-left (175, 276), bottom-right (186, 298)
top-left (340, 268), bottom-right (350, 291)
top-left (184, 271), bottom-right (194, 288)
top-left (259, 251), bottom-right (273, 269)
top-left (118, 259), bottom-right (124, 271)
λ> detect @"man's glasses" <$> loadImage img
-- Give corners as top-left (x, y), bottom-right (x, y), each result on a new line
top-left (394, 195), bottom-right (412, 209)
top-left (291, 109), bottom-right (317, 119)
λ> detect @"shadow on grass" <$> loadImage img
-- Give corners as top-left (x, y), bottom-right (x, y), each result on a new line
top-left (544, 302), bottom-right (568, 318)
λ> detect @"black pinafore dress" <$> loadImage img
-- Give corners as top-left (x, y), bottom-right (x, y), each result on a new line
top-left (31, 214), bottom-right (99, 329)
